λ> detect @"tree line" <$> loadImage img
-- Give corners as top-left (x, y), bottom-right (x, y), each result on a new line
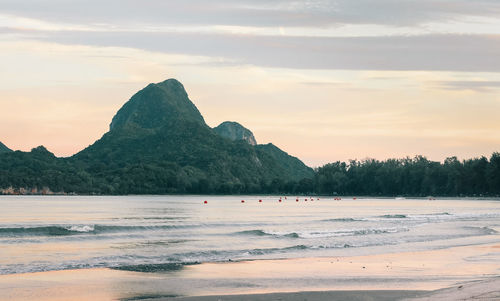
top-left (309, 153), bottom-right (500, 197)
top-left (1, 148), bottom-right (499, 196)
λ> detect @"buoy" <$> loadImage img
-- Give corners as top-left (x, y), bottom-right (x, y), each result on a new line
top-left (204, 200), bottom-right (208, 204)
top-left (241, 200), bottom-right (245, 203)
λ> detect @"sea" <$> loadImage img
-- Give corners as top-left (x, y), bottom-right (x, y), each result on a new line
top-left (1, 195), bottom-right (499, 275)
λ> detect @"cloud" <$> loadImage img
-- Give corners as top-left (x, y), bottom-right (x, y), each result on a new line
top-left (435, 80), bottom-right (500, 92)
top-left (10, 29), bottom-right (498, 72)
top-left (1, 0), bottom-right (500, 28)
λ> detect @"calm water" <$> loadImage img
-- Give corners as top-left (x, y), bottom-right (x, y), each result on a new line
top-left (0, 195), bottom-right (499, 275)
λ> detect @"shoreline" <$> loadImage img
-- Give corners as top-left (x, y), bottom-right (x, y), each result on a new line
top-left (1, 242), bottom-right (499, 300)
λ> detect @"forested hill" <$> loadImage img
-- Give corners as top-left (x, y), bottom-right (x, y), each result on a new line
top-left (0, 79), bottom-right (314, 194)
top-left (0, 141), bottom-right (12, 153)
top-left (0, 79), bottom-right (499, 196)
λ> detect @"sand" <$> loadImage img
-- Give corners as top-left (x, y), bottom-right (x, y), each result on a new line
top-left (403, 277), bottom-right (500, 301)
top-left (1, 242), bottom-right (499, 301)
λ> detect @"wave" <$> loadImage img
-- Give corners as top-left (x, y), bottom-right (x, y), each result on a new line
top-left (235, 229), bottom-right (300, 238)
top-left (246, 244), bottom-right (308, 255)
top-left (380, 214), bottom-right (407, 219)
top-left (0, 224), bottom-right (188, 237)
top-left (321, 213), bottom-right (453, 223)
top-left (0, 225), bottom-right (95, 237)
top-left (301, 227), bottom-right (408, 238)
top-left (376, 212), bottom-right (458, 221)
top-left (234, 227), bottom-right (408, 239)
top-left (320, 218), bottom-right (361, 222)
top-left (463, 226), bottom-right (498, 235)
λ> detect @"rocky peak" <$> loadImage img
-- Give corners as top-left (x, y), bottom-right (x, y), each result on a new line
top-left (109, 78), bottom-right (205, 131)
top-left (214, 121), bottom-right (257, 146)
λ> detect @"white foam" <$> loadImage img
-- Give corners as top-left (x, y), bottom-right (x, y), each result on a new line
top-left (66, 225), bottom-right (95, 232)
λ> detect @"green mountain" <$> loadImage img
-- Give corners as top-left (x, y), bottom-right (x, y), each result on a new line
top-left (109, 79), bottom-right (205, 130)
top-left (256, 143), bottom-right (313, 181)
top-left (0, 141), bottom-right (12, 153)
top-left (0, 79), bottom-right (314, 194)
top-left (2, 79), bottom-right (500, 196)
top-left (214, 121), bottom-right (257, 145)
top-left (68, 79), bottom-right (313, 194)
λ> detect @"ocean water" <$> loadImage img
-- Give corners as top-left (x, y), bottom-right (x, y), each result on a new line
top-left (0, 195), bottom-right (499, 275)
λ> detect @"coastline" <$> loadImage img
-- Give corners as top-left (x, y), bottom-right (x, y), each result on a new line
top-left (1, 242), bottom-right (498, 301)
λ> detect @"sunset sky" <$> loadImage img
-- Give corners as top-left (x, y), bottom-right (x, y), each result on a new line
top-left (1, 0), bottom-right (499, 166)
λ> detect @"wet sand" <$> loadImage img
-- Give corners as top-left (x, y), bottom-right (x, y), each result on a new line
top-left (155, 290), bottom-right (426, 301)
top-left (1, 243), bottom-right (499, 301)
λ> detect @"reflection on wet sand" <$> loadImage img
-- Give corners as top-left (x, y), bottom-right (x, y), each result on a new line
top-left (1, 243), bottom-right (499, 301)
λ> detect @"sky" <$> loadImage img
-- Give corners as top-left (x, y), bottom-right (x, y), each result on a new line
top-left (1, 0), bottom-right (499, 167)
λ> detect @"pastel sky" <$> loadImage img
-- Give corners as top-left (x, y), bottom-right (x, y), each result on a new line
top-left (1, 0), bottom-right (499, 166)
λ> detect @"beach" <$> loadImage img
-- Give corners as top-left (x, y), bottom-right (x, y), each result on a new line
top-left (1, 242), bottom-right (499, 300)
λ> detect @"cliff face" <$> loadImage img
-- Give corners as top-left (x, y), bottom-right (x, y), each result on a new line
top-left (214, 121), bottom-right (257, 146)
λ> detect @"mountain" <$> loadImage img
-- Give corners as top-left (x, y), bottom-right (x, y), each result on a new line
top-left (0, 79), bottom-right (313, 194)
top-left (214, 121), bottom-right (257, 145)
top-left (256, 143), bottom-right (313, 181)
top-left (0, 141), bottom-right (12, 153)
top-left (69, 78), bottom-right (314, 194)
top-left (109, 79), bottom-right (205, 130)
